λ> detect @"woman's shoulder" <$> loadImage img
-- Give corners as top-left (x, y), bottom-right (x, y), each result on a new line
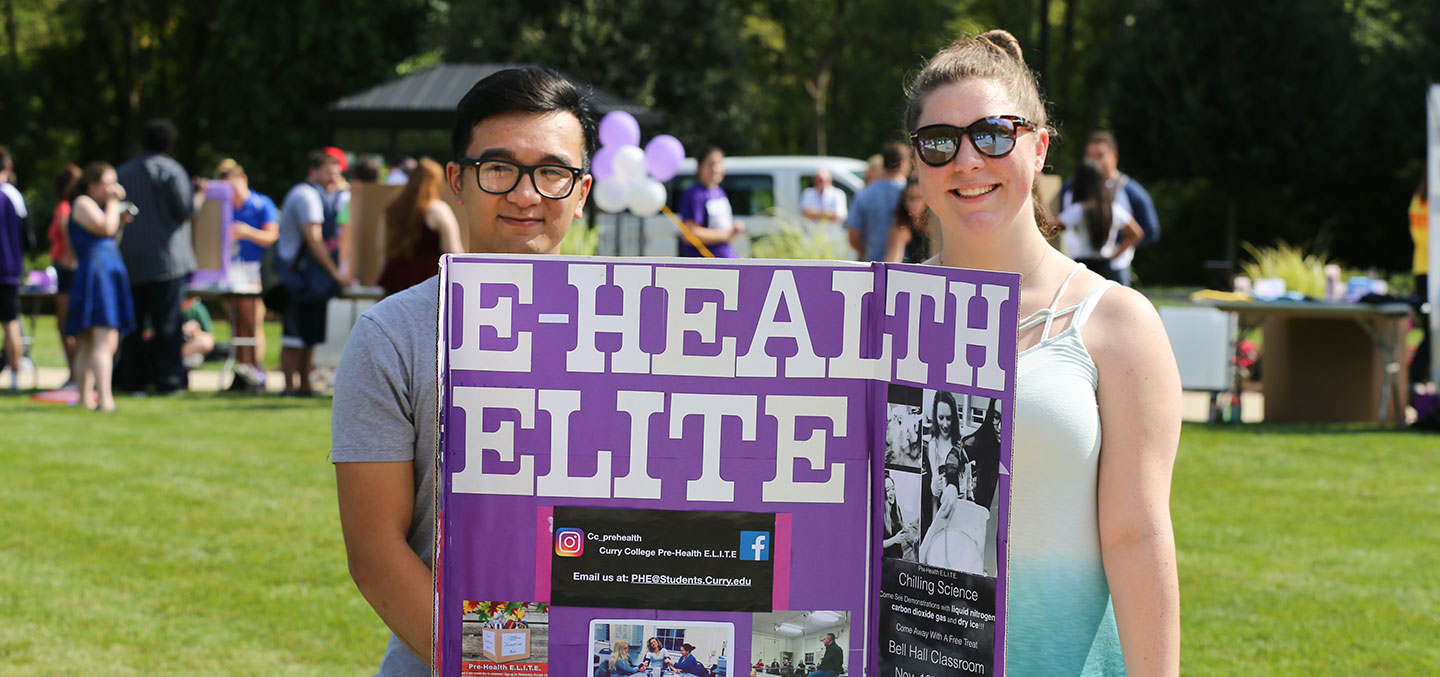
top-left (1083, 284), bottom-right (1169, 368)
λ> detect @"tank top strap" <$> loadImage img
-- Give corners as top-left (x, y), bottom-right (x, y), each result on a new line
top-left (1018, 263), bottom-right (1087, 342)
top-left (1071, 279), bottom-right (1119, 334)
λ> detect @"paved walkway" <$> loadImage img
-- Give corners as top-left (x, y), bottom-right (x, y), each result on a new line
top-left (16, 365), bottom-right (294, 394)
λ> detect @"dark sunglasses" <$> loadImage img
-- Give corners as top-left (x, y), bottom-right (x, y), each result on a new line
top-left (909, 115), bottom-right (1037, 165)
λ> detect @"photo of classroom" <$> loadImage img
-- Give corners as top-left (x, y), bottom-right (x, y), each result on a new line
top-left (590, 619), bottom-right (733, 677)
top-left (749, 611), bottom-right (850, 676)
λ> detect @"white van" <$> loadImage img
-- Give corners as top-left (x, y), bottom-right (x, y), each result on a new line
top-left (592, 155), bottom-right (868, 257)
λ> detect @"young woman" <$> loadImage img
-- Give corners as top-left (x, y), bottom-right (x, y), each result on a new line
top-left (677, 146), bottom-right (744, 258)
top-left (596, 639), bottom-right (641, 677)
top-left (66, 162), bottom-right (136, 411)
top-left (881, 471), bottom-right (914, 559)
top-left (669, 643), bottom-right (708, 676)
top-left (639, 637), bottom-right (670, 677)
top-left (1059, 161), bottom-right (1143, 281)
top-left (216, 159), bottom-right (279, 385)
top-left (48, 164), bottom-right (82, 387)
top-left (884, 177), bottom-right (931, 263)
top-left (376, 157), bottom-right (462, 296)
top-left (905, 30), bottom-right (1181, 674)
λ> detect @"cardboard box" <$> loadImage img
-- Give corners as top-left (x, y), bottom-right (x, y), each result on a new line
top-left (480, 627), bottom-right (530, 663)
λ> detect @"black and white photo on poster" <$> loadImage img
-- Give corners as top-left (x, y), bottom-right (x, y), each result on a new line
top-left (906, 388), bottom-right (1003, 577)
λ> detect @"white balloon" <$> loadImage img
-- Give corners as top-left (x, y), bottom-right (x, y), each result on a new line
top-left (612, 145), bottom-right (647, 181)
top-left (626, 179), bottom-right (668, 217)
top-left (592, 178), bottom-right (630, 213)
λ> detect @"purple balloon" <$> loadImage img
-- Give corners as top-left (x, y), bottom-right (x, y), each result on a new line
top-left (598, 111), bottom-right (641, 148)
top-left (591, 146), bottom-right (618, 182)
top-left (644, 135), bottom-right (686, 182)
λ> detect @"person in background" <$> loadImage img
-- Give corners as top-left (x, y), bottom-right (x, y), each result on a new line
top-left (48, 164), bottom-right (83, 388)
top-left (1411, 171), bottom-right (1431, 391)
top-left (179, 296), bottom-right (215, 370)
top-left (276, 150), bottom-right (349, 396)
top-left (1058, 161), bottom-right (1142, 281)
top-left (678, 145), bottom-right (744, 257)
top-left (863, 153), bottom-right (884, 184)
top-left (884, 176), bottom-right (930, 263)
top-left (352, 155), bottom-right (383, 185)
top-left (377, 158), bottom-right (462, 296)
top-left (115, 118), bottom-right (197, 394)
top-left (847, 141), bottom-right (909, 261)
top-left (67, 162), bottom-right (135, 411)
top-left (597, 640), bottom-right (642, 677)
top-left (387, 156), bottom-right (417, 186)
top-left (640, 637), bottom-right (671, 677)
top-left (670, 643), bottom-right (709, 676)
top-left (799, 168), bottom-right (847, 224)
top-left (1076, 130), bottom-right (1160, 286)
top-left (215, 159), bottom-right (278, 391)
top-left (806, 633), bottom-right (842, 677)
top-left (0, 146), bottom-right (30, 390)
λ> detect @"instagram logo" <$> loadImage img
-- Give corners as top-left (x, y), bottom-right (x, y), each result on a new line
top-left (555, 528), bottom-right (585, 557)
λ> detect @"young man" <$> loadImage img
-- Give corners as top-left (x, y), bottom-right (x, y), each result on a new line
top-left (331, 66), bottom-right (595, 675)
top-left (847, 141), bottom-right (909, 261)
top-left (115, 119), bottom-right (197, 394)
top-left (276, 150), bottom-right (349, 396)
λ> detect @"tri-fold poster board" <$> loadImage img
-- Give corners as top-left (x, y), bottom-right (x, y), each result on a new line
top-left (434, 255), bottom-right (1019, 677)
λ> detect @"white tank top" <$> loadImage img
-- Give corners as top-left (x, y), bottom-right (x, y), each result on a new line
top-left (1006, 264), bottom-right (1126, 675)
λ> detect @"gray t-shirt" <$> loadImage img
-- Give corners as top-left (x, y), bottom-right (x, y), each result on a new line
top-left (331, 276), bottom-right (440, 676)
top-left (277, 182), bottom-right (325, 262)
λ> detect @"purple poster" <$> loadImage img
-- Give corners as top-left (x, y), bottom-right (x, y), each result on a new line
top-left (435, 256), bottom-right (1017, 677)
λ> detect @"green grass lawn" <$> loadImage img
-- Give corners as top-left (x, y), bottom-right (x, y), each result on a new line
top-left (4, 310), bottom-right (1438, 674)
top-left (0, 393), bottom-right (389, 675)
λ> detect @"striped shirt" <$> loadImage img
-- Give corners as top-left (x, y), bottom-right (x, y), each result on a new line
top-left (116, 153), bottom-right (196, 284)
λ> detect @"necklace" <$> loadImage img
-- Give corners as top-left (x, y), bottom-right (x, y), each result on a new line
top-left (1017, 247), bottom-right (1048, 285)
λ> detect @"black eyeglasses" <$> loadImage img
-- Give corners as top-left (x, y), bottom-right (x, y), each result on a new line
top-left (909, 116), bottom-right (1037, 166)
top-left (455, 157), bottom-right (584, 199)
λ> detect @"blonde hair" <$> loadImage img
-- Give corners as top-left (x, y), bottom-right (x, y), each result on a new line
top-left (215, 158), bottom-right (244, 179)
top-left (609, 640), bottom-right (630, 669)
top-left (904, 29), bottom-right (1055, 236)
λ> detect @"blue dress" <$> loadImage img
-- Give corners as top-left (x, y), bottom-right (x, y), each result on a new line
top-left (65, 212), bottom-right (135, 335)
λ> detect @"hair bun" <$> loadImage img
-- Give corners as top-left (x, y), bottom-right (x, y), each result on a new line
top-left (977, 29), bottom-right (1024, 61)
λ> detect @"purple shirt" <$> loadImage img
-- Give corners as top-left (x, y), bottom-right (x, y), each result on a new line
top-left (677, 184), bottom-right (737, 258)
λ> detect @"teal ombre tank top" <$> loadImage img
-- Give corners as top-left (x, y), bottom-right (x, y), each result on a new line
top-left (1007, 264), bottom-right (1125, 675)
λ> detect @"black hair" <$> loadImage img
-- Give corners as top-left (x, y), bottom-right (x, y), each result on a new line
top-left (881, 141), bottom-right (908, 172)
top-left (696, 144), bottom-right (724, 162)
top-left (55, 163), bottom-right (82, 202)
top-left (141, 119), bottom-right (178, 154)
top-left (449, 67), bottom-right (597, 170)
top-left (1071, 160), bottom-right (1114, 252)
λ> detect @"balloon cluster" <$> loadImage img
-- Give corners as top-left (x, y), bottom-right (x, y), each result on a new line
top-left (590, 111), bottom-right (685, 217)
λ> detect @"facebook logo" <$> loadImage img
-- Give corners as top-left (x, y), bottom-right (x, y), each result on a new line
top-left (740, 531), bottom-right (770, 561)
